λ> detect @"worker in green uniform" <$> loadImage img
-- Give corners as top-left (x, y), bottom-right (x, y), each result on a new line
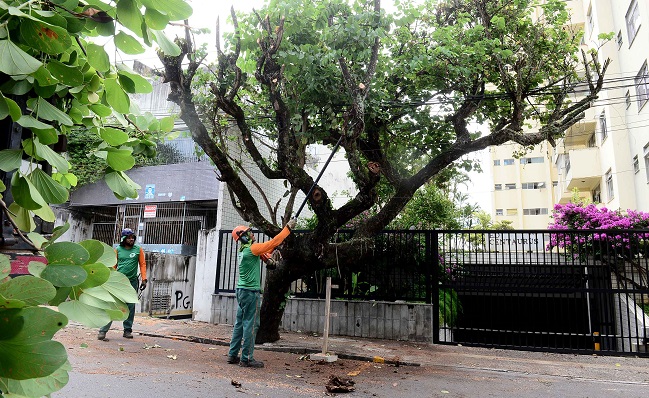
top-left (227, 219), bottom-right (296, 368)
top-left (97, 228), bottom-right (148, 340)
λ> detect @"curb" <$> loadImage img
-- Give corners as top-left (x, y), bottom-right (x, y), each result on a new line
top-left (139, 332), bottom-right (420, 367)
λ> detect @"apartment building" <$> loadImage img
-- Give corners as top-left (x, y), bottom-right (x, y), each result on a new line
top-left (491, 0), bottom-right (649, 228)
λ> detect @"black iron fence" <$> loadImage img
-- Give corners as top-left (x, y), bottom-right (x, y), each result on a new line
top-left (214, 228), bottom-right (649, 356)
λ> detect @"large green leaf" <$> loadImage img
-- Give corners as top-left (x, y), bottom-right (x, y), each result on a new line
top-left (159, 116), bottom-right (175, 132)
top-left (85, 43), bottom-right (110, 73)
top-left (102, 271), bottom-right (139, 303)
top-left (99, 127), bottom-right (129, 146)
top-left (32, 202), bottom-right (56, 223)
top-left (0, 254), bottom-right (10, 279)
top-left (80, 285), bottom-right (115, 302)
top-left (104, 78), bottom-right (131, 113)
top-left (44, 242), bottom-right (90, 265)
top-left (117, 68), bottom-right (152, 93)
top-left (79, 239), bottom-right (116, 267)
top-left (58, 299), bottom-right (111, 328)
top-left (0, 39), bottom-right (42, 75)
top-left (26, 232), bottom-right (48, 250)
top-left (0, 92), bottom-right (21, 121)
top-left (10, 174), bottom-right (44, 211)
top-left (20, 19), bottom-right (71, 55)
top-left (144, 8), bottom-right (169, 30)
top-left (40, 264), bottom-right (87, 287)
top-left (0, 276), bottom-right (56, 306)
top-left (0, 360), bottom-right (70, 398)
top-left (29, 97), bottom-right (74, 126)
top-left (47, 223), bottom-right (70, 246)
top-left (0, 149), bottom-right (23, 172)
top-left (31, 138), bottom-right (70, 173)
top-left (77, 263), bottom-right (110, 289)
top-left (140, 0), bottom-right (193, 21)
top-left (27, 261), bottom-right (46, 277)
top-left (104, 170), bottom-right (139, 198)
top-left (0, 293), bottom-right (26, 310)
top-left (105, 147), bottom-right (135, 171)
top-left (150, 30), bottom-right (181, 56)
top-left (7, 202), bottom-right (35, 232)
top-left (89, 103), bottom-right (112, 117)
top-left (0, 307), bottom-right (67, 380)
top-left (79, 293), bottom-right (128, 321)
top-left (46, 59), bottom-right (84, 86)
top-left (28, 168), bottom-right (69, 204)
top-left (116, 0), bottom-right (144, 37)
top-left (32, 64), bottom-right (59, 87)
top-left (114, 31), bottom-right (146, 54)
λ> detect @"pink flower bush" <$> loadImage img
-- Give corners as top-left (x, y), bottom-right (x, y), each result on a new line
top-left (547, 203), bottom-right (649, 254)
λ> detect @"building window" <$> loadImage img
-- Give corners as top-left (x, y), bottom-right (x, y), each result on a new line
top-left (587, 5), bottom-right (594, 37)
top-left (504, 183), bottom-right (516, 190)
top-left (506, 209), bottom-right (518, 216)
top-left (521, 182), bottom-right (546, 189)
top-left (599, 111), bottom-right (607, 141)
top-left (493, 159), bottom-right (501, 166)
top-left (523, 208), bottom-right (548, 216)
top-left (644, 144), bottom-right (649, 183)
top-left (633, 155), bottom-right (640, 173)
top-left (617, 30), bottom-right (623, 49)
top-left (495, 209), bottom-right (503, 216)
top-left (592, 185), bottom-right (601, 203)
top-left (587, 134), bottom-right (596, 148)
top-left (605, 169), bottom-right (614, 200)
top-left (625, 90), bottom-right (632, 109)
top-left (520, 157), bottom-right (544, 164)
top-left (503, 159), bottom-right (515, 165)
top-left (626, 0), bottom-right (641, 44)
top-left (494, 184), bottom-right (502, 190)
top-left (635, 61), bottom-right (649, 109)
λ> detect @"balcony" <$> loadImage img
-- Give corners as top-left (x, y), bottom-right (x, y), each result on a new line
top-left (565, 146), bottom-right (601, 190)
top-left (563, 120), bottom-right (596, 148)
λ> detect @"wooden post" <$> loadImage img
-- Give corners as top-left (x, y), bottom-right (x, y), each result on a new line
top-left (322, 276), bottom-right (332, 354)
top-left (310, 276), bottom-right (338, 362)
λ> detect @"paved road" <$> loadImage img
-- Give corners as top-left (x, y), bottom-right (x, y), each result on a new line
top-left (50, 318), bottom-right (649, 397)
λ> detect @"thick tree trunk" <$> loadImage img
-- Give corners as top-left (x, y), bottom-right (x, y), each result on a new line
top-left (256, 265), bottom-right (294, 343)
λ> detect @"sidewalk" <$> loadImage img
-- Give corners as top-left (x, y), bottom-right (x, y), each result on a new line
top-left (129, 315), bottom-right (649, 384)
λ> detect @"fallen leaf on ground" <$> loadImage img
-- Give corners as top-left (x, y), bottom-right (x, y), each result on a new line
top-left (231, 379), bottom-right (241, 388)
top-left (167, 355), bottom-right (177, 360)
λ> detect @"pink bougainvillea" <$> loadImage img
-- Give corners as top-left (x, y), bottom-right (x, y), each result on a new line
top-left (546, 203), bottom-right (649, 253)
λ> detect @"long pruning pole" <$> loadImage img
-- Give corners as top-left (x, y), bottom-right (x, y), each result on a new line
top-left (294, 136), bottom-right (344, 218)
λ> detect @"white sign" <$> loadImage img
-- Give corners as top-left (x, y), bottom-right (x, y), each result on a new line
top-left (143, 205), bottom-right (157, 218)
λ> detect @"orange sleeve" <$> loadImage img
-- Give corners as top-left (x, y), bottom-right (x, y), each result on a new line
top-left (113, 249), bottom-right (118, 269)
top-left (139, 248), bottom-right (147, 280)
top-left (250, 226), bottom-right (291, 256)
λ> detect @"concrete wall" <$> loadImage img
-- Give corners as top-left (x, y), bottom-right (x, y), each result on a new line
top-left (139, 252), bottom-right (196, 317)
top-left (210, 294), bottom-right (435, 343)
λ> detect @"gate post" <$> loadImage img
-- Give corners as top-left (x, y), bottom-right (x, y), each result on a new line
top-left (431, 231), bottom-right (440, 344)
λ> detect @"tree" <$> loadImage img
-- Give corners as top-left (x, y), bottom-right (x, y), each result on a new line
top-left (159, 0), bottom-right (608, 342)
top-left (0, 0), bottom-right (193, 396)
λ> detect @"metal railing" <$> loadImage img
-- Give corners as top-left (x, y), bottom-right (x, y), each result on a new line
top-left (215, 228), bottom-right (649, 356)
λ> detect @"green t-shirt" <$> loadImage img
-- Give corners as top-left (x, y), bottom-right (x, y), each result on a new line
top-left (236, 245), bottom-right (261, 290)
top-left (116, 245), bottom-right (143, 281)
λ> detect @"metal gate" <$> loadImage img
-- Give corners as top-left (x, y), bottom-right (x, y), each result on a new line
top-left (434, 230), bottom-right (649, 356)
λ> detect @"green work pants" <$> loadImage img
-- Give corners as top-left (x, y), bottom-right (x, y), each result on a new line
top-left (100, 277), bottom-right (139, 333)
top-left (228, 288), bottom-right (261, 362)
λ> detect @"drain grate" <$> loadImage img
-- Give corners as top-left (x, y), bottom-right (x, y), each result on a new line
top-left (150, 281), bottom-right (172, 315)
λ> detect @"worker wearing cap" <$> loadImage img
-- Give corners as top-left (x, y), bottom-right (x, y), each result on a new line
top-left (227, 219), bottom-right (296, 368)
top-left (97, 228), bottom-right (147, 341)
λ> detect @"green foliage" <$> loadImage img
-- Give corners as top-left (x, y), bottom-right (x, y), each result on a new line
top-left (389, 183), bottom-right (463, 230)
top-left (0, 231), bottom-right (137, 397)
top-left (0, 0), bottom-right (186, 228)
top-left (0, 0), bottom-right (194, 396)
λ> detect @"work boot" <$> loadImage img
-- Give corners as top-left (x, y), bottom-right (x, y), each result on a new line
top-left (239, 359), bottom-right (264, 368)
top-left (97, 331), bottom-right (106, 340)
top-left (123, 331), bottom-right (133, 339)
top-left (227, 356), bottom-right (240, 364)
